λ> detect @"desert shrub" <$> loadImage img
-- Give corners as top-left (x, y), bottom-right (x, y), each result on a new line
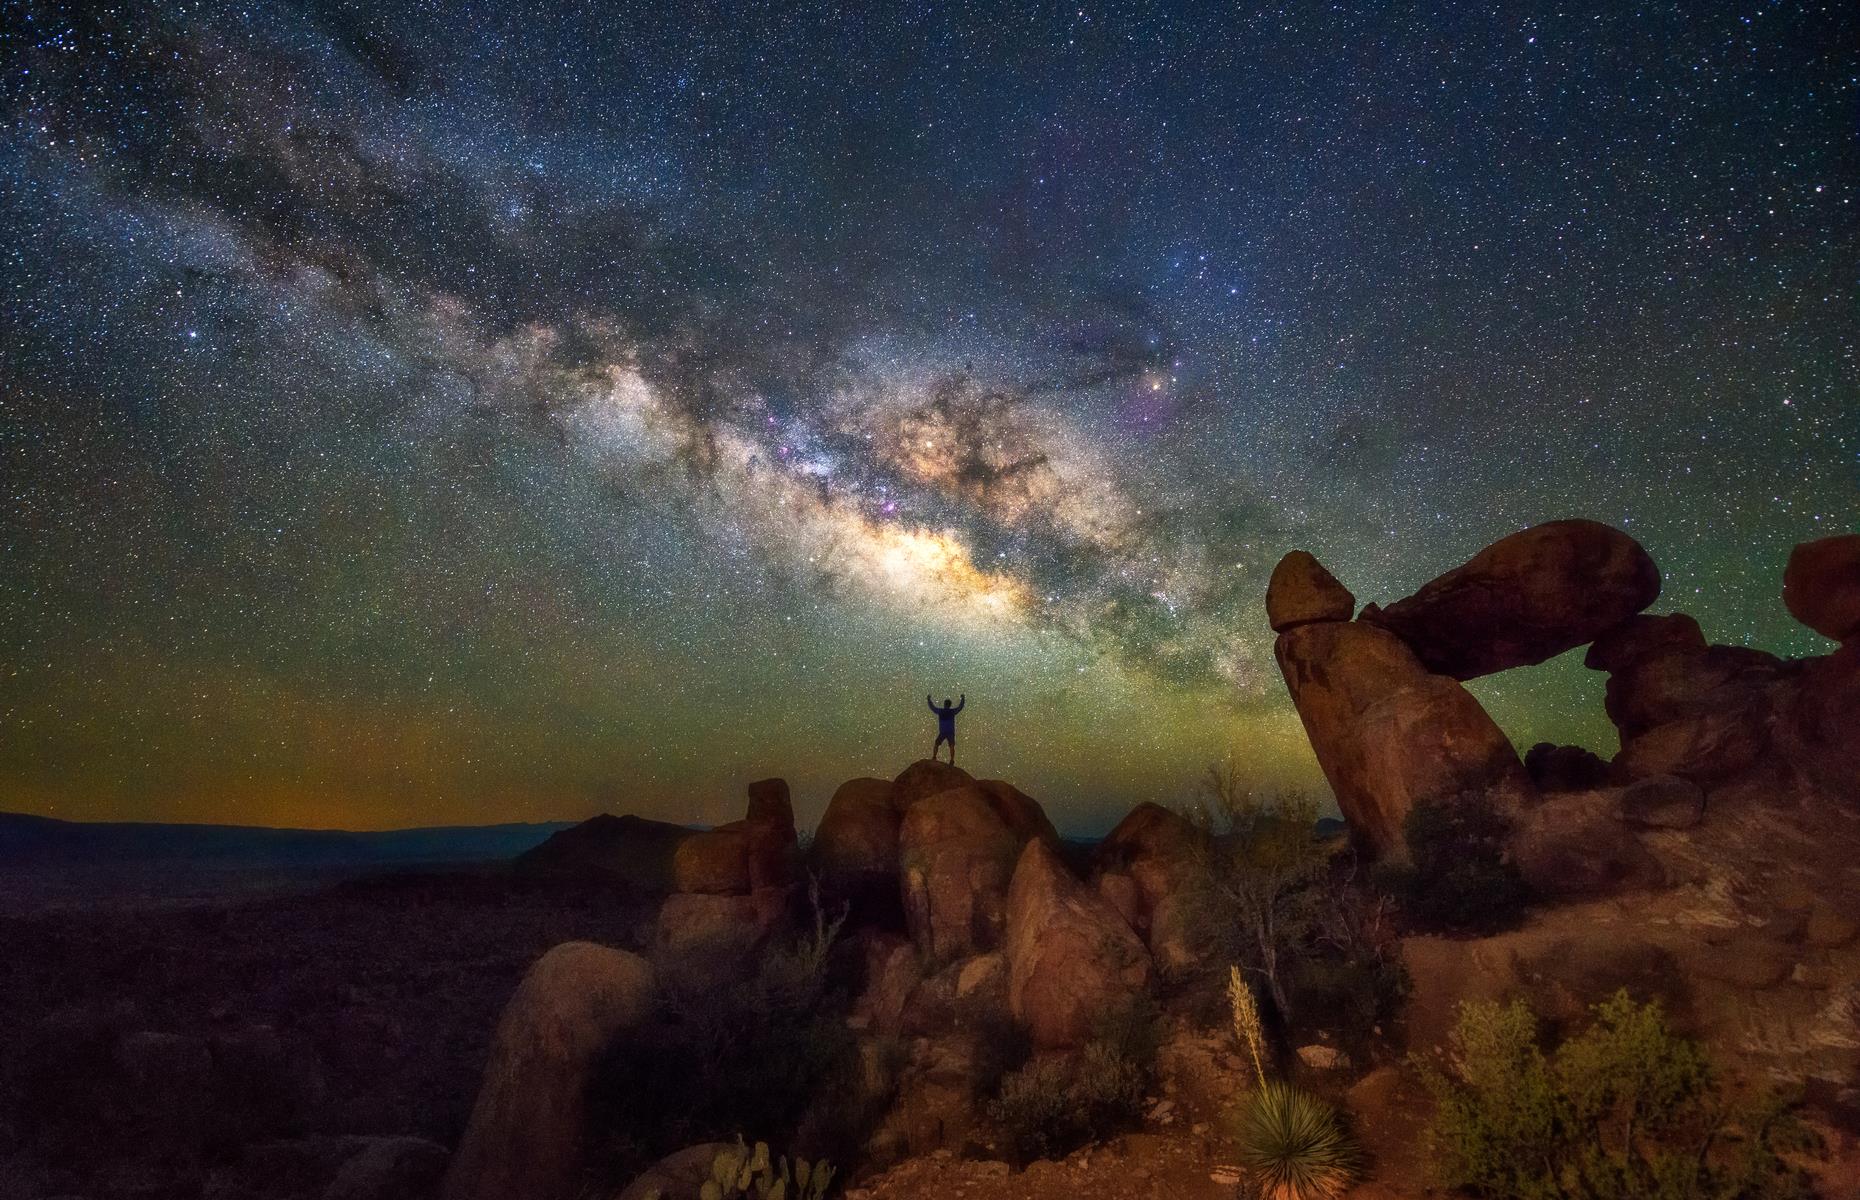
top-left (1232, 1080), bottom-right (1361, 1200)
top-left (986, 1001), bottom-right (1157, 1165)
top-left (1225, 968), bottom-right (1361, 1200)
top-left (988, 1040), bottom-right (1148, 1164)
top-left (1181, 760), bottom-right (1331, 1019)
top-left (1294, 862), bottom-right (1410, 1054)
top-left (1423, 991), bottom-right (1813, 1200)
top-left (1380, 790), bottom-right (1531, 934)
top-left (586, 889), bottom-right (871, 1186)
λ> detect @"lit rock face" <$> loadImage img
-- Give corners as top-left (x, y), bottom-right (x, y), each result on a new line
top-left (1273, 613), bottom-right (1529, 861)
top-left (1784, 533), bottom-right (1860, 643)
top-left (898, 784), bottom-right (1023, 961)
top-left (1004, 838), bottom-right (1152, 1050)
top-left (1359, 519), bottom-right (1660, 680)
top-left (1266, 549), bottom-right (1356, 632)
top-left (442, 943), bottom-right (655, 1200)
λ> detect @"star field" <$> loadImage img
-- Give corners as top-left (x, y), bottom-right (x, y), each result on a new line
top-left (1, 1), bottom-right (1854, 832)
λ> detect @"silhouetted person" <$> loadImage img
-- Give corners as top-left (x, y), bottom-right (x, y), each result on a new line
top-left (927, 693), bottom-right (965, 764)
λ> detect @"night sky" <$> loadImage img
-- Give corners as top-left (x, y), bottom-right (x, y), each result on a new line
top-left (2, 2), bottom-right (1854, 833)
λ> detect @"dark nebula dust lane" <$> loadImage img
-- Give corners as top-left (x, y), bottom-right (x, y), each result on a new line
top-left (1, 1), bottom-right (1853, 831)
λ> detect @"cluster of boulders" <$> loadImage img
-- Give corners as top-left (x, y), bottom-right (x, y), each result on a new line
top-left (1269, 523), bottom-right (1860, 868)
top-left (654, 778), bottom-right (800, 959)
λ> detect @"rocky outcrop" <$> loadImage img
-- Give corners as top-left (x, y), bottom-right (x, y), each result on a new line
top-left (442, 942), bottom-right (655, 1200)
top-left (1785, 533), bottom-right (1860, 643)
top-left (1360, 519), bottom-right (1660, 680)
top-left (973, 778), bottom-right (1061, 849)
top-left (811, 776), bottom-right (900, 892)
top-left (892, 759), bottom-right (975, 809)
top-left (1004, 838), bottom-right (1152, 1049)
top-left (898, 785), bottom-right (1023, 960)
top-left (614, 1143), bottom-right (735, 1200)
top-left (1088, 802), bottom-right (1206, 970)
top-left (1274, 615), bottom-right (1530, 860)
top-left (1267, 550), bottom-right (1355, 631)
top-left (655, 781), bottom-right (798, 956)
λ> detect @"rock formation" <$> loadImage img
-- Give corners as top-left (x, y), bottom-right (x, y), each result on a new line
top-left (654, 780), bottom-right (798, 958)
top-left (1004, 839), bottom-right (1153, 1049)
top-left (1266, 550), bottom-right (1355, 631)
top-left (442, 942), bottom-right (655, 1200)
top-left (1784, 533), bottom-right (1860, 642)
top-left (898, 784), bottom-right (1023, 960)
top-left (1359, 518), bottom-right (1660, 679)
top-left (811, 777), bottom-right (902, 892)
top-left (1273, 612), bottom-right (1530, 859)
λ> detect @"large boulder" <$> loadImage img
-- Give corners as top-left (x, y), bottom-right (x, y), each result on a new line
top-left (1584, 612), bottom-right (1706, 674)
top-left (811, 776), bottom-right (901, 894)
top-left (892, 759), bottom-right (975, 809)
top-left (1774, 644), bottom-right (1860, 802)
top-left (1275, 618), bottom-right (1531, 860)
top-left (442, 942), bottom-right (655, 1200)
top-left (1090, 802), bottom-right (1204, 932)
top-left (898, 785), bottom-right (1022, 961)
top-left (1360, 519), bottom-right (1660, 680)
top-left (973, 779), bottom-right (1060, 849)
top-left (1784, 534), bottom-right (1860, 643)
top-left (655, 889), bottom-right (787, 959)
top-left (743, 780), bottom-right (798, 891)
top-left (1004, 839), bottom-right (1153, 1049)
top-left (1267, 550), bottom-right (1356, 632)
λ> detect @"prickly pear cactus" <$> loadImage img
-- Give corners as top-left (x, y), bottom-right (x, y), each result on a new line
top-left (700, 1139), bottom-right (835, 1200)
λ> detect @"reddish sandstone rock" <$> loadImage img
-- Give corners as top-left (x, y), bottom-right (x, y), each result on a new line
top-left (1784, 534), bottom-right (1860, 642)
top-left (1775, 643), bottom-right (1860, 802)
top-left (443, 943), bottom-right (654, 1200)
top-left (974, 778), bottom-right (1061, 849)
top-left (745, 777), bottom-right (794, 827)
top-left (811, 776), bottom-right (901, 887)
top-left (1266, 550), bottom-right (1356, 632)
top-left (1584, 612), bottom-right (1706, 673)
top-left (892, 759), bottom-right (976, 810)
top-left (669, 824), bottom-right (751, 894)
top-left (1361, 519), bottom-right (1660, 680)
top-left (1275, 620), bottom-right (1530, 860)
top-left (898, 785), bottom-right (1022, 960)
top-left (1004, 839), bottom-right (1152, 1049)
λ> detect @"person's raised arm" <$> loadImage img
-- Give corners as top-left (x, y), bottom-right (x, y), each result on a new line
top-left (954, 694), bottom-right (965, 713)
top-left (927, 694), bottom-right (937, 713)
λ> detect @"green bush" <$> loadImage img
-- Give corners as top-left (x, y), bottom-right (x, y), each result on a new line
top-left (1422, 990), bottom-right (1813, 1200)
top-left (985, 1001), bottom-right (1158, 1164)
top-left (1232, 1080), bottom-right (1360, 1200)
top-left (1380, 790), bottom-right (1531, 934)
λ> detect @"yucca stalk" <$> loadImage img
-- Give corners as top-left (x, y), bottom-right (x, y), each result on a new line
top-left (1227, 964), bottom-right (1269, 1089)
top-left (1235, 1080), bottom-right (1360, 1200)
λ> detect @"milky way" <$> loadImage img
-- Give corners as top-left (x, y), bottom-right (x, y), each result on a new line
top-left (2, 2), bottom-right (1853, 831)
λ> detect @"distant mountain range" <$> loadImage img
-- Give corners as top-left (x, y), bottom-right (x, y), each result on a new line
top-left (0, 810), bottom-right (577, 869)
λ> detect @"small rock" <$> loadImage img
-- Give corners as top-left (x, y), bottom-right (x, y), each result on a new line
top-left (1211, 1166), bottom-right (1243, 1186)
top-left (1295, 1043), bottom-right (1348, 1070)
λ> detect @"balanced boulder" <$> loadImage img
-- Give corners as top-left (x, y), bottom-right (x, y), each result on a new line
top-left (898, 784), bottom-right (1022, 960)
top-left (1267, 550), bottom-right (1356, 632)
top-left (1360, 519), bottom-right (1660, 679)
top-left (442, 943), bottom-right (655, 1200)
top-left (973, 778), bottom-right (1061, 848)
top-left (1004, 839), bottom-right (1152, 1049)
top-left (1784, 534), bottom-right (1860, 643)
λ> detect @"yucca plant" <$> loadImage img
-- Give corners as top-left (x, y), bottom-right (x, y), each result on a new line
top-left (1233, 1080), bottom-right (1360, 1200)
